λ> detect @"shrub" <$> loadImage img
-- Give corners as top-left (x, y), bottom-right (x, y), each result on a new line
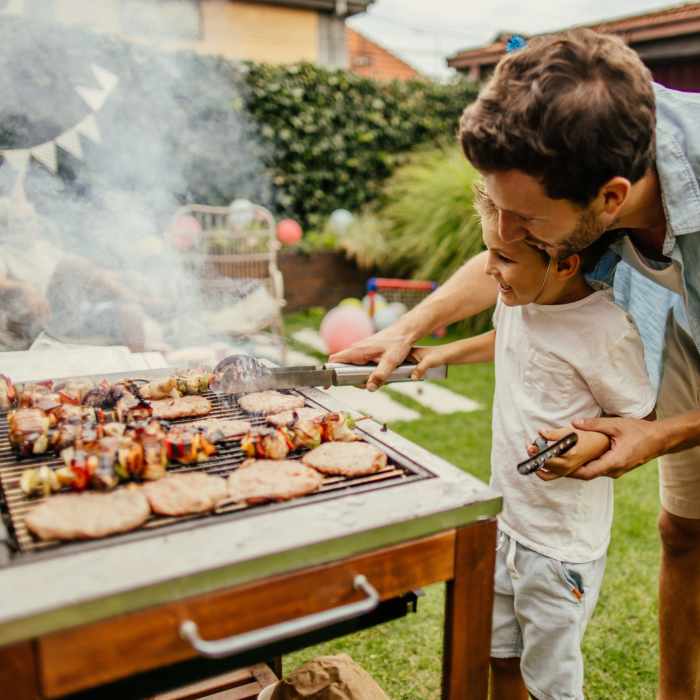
top-left (242, 63), bottom-right (478, 228)
top-left (340, 147), bottom-right (492, 334)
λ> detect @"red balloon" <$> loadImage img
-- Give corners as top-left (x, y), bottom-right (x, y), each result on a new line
top-left (277, 218), bottom-right (303, 245)
top-left (320, 306), bottom-right (374, 355)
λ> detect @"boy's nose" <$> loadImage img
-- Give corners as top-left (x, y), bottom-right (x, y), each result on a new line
top-left (498, 210), bottom-right (525, 244)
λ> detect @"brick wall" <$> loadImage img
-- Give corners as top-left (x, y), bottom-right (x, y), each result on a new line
top-left (278, 251), bottom-right (371, 311)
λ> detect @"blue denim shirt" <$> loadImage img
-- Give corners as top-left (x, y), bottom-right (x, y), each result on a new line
top-left (590, 83), bottom-right (700, 391)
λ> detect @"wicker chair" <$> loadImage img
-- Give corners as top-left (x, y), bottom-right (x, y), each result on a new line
top-left (171, 203), bottom-right (287, 362)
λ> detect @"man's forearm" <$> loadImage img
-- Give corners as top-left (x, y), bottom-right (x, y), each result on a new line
top-left (658, 409), bottom-right (700, 454)
top-left (390, 251), bottom-right (497, 343)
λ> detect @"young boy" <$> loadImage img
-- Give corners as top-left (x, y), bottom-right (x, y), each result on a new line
top-left (411, 189), bottom-right (655, 700)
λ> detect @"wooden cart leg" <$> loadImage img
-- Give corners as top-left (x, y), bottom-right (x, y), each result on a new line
top-left (0, 641), bottom-right (41, 700)
top-left (442, 519), bottom-right (497, 700)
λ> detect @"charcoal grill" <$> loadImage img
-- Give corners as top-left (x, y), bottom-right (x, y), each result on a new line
top-left (0, 368), bottom-right (501, 700)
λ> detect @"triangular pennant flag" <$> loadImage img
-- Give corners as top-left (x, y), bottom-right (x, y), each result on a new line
top-left (1, 149), bottom-right (30, 172)
top-left (56, 129), bottom-right (83, 160)
top-left (31, 142), bottom-right (58, 174)
top-left (76, 85), bottom-right (107, 111)
top-left (76, 114), bottom-right (101, 144)
top-left (92, 64), bottom-right (119, 93)
top-left (1, 0), bottom-right (25, 17)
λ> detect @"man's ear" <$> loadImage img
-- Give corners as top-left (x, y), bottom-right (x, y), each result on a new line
top-left (597, 177), bottom-right (630, 221)
top-left (555, 253), bottom-right (582, 280)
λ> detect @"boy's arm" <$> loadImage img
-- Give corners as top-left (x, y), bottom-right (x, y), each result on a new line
top-left (409, 329), bottom-right (496, 379)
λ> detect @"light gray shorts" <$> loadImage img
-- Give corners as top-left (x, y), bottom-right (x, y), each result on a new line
top-left (491, 531), bottom-right (607, 700)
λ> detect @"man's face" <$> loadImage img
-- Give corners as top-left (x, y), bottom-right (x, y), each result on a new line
top-left (482, 170), bottom-right (607, 258)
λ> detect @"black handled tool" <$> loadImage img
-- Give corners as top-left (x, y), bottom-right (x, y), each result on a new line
top-left (517, 432), bottom-right (578, 475)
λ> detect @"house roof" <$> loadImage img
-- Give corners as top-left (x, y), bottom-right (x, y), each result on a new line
top-left (447, 1), bottom-right (700, 70)
top-left (245, 0), bottom-right (374, 17)
top-left (347, 28), bottom-right (420, 80)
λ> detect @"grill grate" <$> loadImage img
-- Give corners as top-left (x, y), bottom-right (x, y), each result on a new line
top-left (0, 387), bottom-right (431, 562)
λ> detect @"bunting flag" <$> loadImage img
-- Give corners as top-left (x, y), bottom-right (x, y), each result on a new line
top-left (0, 63), bottom-right (118, 198)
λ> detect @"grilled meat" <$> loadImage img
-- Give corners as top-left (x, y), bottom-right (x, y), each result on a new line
top-left (0, 374), bottom-right (17, 410)
top-left (25, 489), bottom-right (150, 541)
top-left (136, 377), bottom-right (178, 401)
top-left (302, 441), bottom-right (387, 477)
top-left (175, 368), bottom-right (213, 395)
top-left (143, 473), bottom-right (227, 516)
top-left (8, 408), bottom-right (52, 456)
top-left (163, 426), bottom-right (216, 464)
top-left (266, 407), bottom-right (325, 427)
top-left (151, 395), bottom-right (212, 420)
top-left (241, 428), bottom-right (293, 460)
top-left (237, 391), bottom-right (304, 415)
top-left (228, 459), bottom-right (324, 504)
top-left (320, 412), bottom-right (358, 443)
top-left (191, 417), bottom-right (251, 442)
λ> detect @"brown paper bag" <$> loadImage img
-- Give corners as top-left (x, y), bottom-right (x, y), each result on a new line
top-left (270, 653), bottom-right (390, 700)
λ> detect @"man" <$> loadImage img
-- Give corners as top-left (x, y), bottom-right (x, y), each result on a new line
top-left (331, 29), bottom-right (700, 698)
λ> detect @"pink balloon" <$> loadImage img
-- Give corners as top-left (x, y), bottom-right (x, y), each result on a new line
top-left (277, 218), bottom-right (303, 245)
top-left (167, 215), bottom-right (202, 251)
top-left (320, 306), bottom-right (374, 355)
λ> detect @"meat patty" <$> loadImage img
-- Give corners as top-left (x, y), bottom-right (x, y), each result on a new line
top-left (266, 407), bottom-right (325, 427)
top-left (228, 459), bottom-right (323, 504)
top-left (151, 395), bottom-right (212, 420)
top-left (25, 489), bottom-right (150, 541)
top-left (237, 391), bottom-right (304, 415)
top-left (143, 473), bottom-right (228, 516)
top-left (191, 417), bottom-right (252, 441)
top-left (302, 441), bottom-right (387, 477)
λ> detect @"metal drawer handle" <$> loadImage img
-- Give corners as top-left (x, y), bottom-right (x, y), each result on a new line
top-left (179, 574), bottom-right (379, 659)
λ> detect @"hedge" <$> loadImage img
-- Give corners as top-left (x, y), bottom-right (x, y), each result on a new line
top-left (0, 16), bottom-right (477, 231)
top-left (242, 63), bottom-right (478, 227)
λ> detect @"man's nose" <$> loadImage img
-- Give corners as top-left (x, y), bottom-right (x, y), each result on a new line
top-left (498, 210), bottom-right (525, 243)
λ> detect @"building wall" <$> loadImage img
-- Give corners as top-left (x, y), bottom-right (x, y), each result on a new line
top-left (53, 0), bottom-right (320, 64)
top-left (347, 28), bottom-right (418, 81)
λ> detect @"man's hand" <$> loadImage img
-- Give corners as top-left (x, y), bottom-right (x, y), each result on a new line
top-left (528, 427), bottom-right (610, 481)
top-left (554, 416), bottom-right (665, 481)
top-left (328, 328), bottom-right (415, 391)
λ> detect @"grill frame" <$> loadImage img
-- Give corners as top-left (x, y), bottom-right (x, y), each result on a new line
top-left (0, 369), bottom-right (434, 564)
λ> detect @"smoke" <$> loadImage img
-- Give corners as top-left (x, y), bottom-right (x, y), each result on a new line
top-left (0, 10), bottom-right (276, 361)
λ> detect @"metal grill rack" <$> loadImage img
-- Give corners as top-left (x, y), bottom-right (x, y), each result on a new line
top-left (0, 385), bottom-right (433, 563)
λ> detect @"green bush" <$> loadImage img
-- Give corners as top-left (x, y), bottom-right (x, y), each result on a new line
top-left (340, 147), bottom-right (492, 334)
top-left (242, 63), bottom-right (478, 228)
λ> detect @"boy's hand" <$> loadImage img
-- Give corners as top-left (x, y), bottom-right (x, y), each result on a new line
top-left (526, 427), bottom-right (610, 481)
top-left (409, 346), bottom-right (447, 380)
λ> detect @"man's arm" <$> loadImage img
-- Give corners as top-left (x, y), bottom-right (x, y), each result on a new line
top-left (565, 410), bottom-right (696, 480)
top-left (329, 251), bottom-right (497, 390)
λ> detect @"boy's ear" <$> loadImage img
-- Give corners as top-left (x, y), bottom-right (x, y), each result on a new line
top-left (555, 253), bottom-right (582, 279)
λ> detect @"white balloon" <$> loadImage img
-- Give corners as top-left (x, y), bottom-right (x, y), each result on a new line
top-left (328, 208), bottom-right (354, 234)
top-left (373, 305), bottom-right (401, 331)
top-left (228, 198), bottom-right (256, 229)
top-left (388, 302), bottom-right (408, 317)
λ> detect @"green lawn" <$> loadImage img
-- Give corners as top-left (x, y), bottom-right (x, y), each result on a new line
top-left (284, 313), bottom-right (661, 698)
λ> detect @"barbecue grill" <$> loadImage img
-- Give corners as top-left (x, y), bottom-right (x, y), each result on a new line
top-left (0, 368), bottom-right (501, 700)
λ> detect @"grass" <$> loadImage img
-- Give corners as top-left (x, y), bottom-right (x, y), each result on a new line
top-left (284, 315), bottom-right (661, 698)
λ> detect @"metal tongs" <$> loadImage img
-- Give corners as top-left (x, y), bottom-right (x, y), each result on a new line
top-left (210, 355), bottom-right (447, 395)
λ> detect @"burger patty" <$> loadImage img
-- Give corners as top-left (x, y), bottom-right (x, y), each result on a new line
top-left (302, 441), bottom-right (387, 477)
top-left (150, 395), bottom-right (212, 420)
top-left (143, 473), bottom-right (228, 516)
top-left (191, 417), bottom-right (252, 441)
top-left (266, 407), bottom-right (325, 427)
top-left (237, 391), bottom-right (304, 415)
top-left (25, 489), bottom-right (150, 541)
top-left (228, 459), bottom-right (323, 504)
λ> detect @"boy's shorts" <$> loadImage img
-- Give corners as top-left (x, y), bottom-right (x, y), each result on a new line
top-left (657, 315), bottom-right (700, 519)
top-left (491, 530), bottom-right (606, 700)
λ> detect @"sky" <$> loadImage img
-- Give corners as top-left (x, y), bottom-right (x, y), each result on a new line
top-left (349, 0), bottom-right (685, 77)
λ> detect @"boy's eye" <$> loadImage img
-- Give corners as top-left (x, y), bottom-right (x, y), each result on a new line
top-left (497, 253), bottom-right (513, 263)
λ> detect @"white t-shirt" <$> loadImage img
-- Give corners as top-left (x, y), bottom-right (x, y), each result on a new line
top-left (491, 287), bottom-right (656, 563)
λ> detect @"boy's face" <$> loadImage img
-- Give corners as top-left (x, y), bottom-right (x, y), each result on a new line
top-left (482, 220), bottom-right (550, 306)
top-left (482, 170), bottom-right (608, 258)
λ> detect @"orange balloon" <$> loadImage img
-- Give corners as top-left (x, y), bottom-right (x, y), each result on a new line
top-left (277, 218), bottom-right (303, 245)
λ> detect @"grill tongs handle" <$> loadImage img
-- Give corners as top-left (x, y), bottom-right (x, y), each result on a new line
top-left (179, 575), bottom-right (379, 659)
